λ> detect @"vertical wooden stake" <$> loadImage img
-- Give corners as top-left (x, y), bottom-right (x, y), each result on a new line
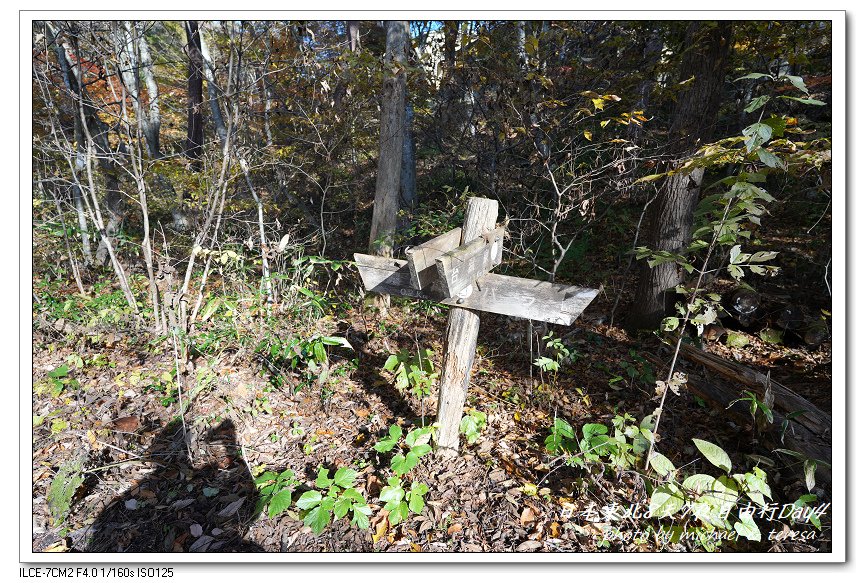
top-left (434, 197), bottom-right (498, 456)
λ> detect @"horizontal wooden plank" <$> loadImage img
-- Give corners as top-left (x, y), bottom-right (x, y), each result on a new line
top-left (355, 254), bottom-right (598, 324)
top-left (405, 227), bottom-right (462, 291)
top-left (441, 272), bottom-right (598, 325)
top-left (435, 226), bottom-right (505, 297)
top-left (354, 253), bottom-right (444, 300)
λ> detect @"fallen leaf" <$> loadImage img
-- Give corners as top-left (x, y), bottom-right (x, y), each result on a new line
top-left (190, 523), bottom-right (203, 537)
top-left (111, 416), bottom-right (140, 432)
top-left (44, 540), bottom-right (68, 552)
top-left (520, 507), bottom-right (536, 527)
top-left (447, 523), bottom-right (463, 536)
top-left (218, 498), bottom-right (246, 517)
top-left (189, 535), bottom-right (214, 552)
top-left (516, 540), bottom-right (542, 552)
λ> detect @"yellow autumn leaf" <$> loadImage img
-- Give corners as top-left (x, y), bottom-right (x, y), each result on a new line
top-left (584, 130), bottom-right (593, 141)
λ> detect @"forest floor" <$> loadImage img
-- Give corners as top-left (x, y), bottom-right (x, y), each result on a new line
top-left (30, 193), bottom-right (834, 554)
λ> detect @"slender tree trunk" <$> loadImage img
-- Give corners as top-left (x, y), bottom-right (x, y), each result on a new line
top-left (199, 27), bottom-right (228, 147)
top-left (136, 21), bottom-right (161, 158)
top-left (629, 22), bottom-right (733, 330)
top-left (347, 20), bottom-right (361, 52)
top-left (399, 102), bottom-right (417, 214)
top-left (184, 21), bottom-right (205, 168)
top-left (369, 21), bottom-right (408, 259)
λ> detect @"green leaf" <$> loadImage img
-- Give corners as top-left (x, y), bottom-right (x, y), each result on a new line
top-left (648, 452), bottom-right (676, 477)
top-left (734, 513), bottom-right (762, 542)
top-left (756, 147), bottom-right (784, 169)
top-left (373, 424), bottom-right (402, 452)
top-left (780, 74), bottom-right (809, 95)
top-left (693, 438), bottom-right (732, 473)
top-left (759, 328), bottom-right (783, 344)
top-left (315, 468), bottom-right (333, 489)
top-left (352, 507), bottom-right (371, 529)
top-left (661, 317), bottom-right (680, 332)
top-left (744, 94), bottom-right (771, 113)
top-left (379, 483), bottom-right (405, 510)
top-left (296, 490), bottom-right (323, 510)
top-left (743, 122), bottom-right (773, 153)
top-left (200, 297), bottom-right (222, 322)
top-left (383, 354), bottom-right (400, 371)
top-left (48, 365), bottom-right (69, 378)
top-left (333, 467), bottom-right (356, 489)
top-left (582, 423), bottom-right (608, 440)
top-left (649, 483), bottom-right (685, 517)
top-left (726, 331), bottom-right (750, 349)
top-left (735, 72), bottom-right (772, 81)
top-left (333, 495), bottom-right (351, 519)
top-left (682, 474), bottom-right (717, 495)
top-left (407, 482), bottom-right (428, 514)
top-left (267, 489), bottom-right (294, 518)
top-left (388, 501), bottom-right (409, 525)
top-left (779, 95), bottom-right (826, 106)
top-left (303, 500), bottom-right (333, 535)
top-left (313, 342), bottom-right (327, 364)
top-left (804, 459), bottom-right (817, 491)
top-left (321, 336), bottom-right (353, 349)
top-left (750, 251), bottom-right (778, 262)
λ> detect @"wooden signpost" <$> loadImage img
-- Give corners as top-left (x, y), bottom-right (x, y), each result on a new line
top-left (355, 197), bottom-right (599, 456)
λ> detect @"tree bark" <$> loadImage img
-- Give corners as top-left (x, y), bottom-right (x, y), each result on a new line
top-left (629, 22), bottom-right (733, 330)
top-left (199, 27), bottom-right (228, 148)
top-left (184, 21), bottom-right (205, 168)
top-left (368, 20), bottom-right (409, 270)
top-left (347, 20), bottom-right (361, 52)
top-left (136, 22), bottom-right (162, 158)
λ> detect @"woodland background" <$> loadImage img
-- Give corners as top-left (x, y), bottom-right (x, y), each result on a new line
top-left (30, 19), bottom-right (833, 553)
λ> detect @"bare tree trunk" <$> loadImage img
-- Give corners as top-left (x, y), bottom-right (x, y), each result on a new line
top-left (136, 21), bottom-right (162, 158)
top-left (184, 21), bottom-right (204, 167)
top-left (347, 20), bottom-right (361, 52)
top-left (199, 27), bottom-right (228, 147)
top-left (368, 21), bottom-right (409, 270)
top-left (629, 22), bottom-right (733, 330)
top-left (399, 103), bottom-right (417, 214)
top-left (50, 22), bottom-right (126, 268)
top-left (239, 156), bottom-right (274, 304)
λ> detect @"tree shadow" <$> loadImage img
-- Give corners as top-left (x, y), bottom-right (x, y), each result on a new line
top-left (79, 418), bottom-right (264, 553)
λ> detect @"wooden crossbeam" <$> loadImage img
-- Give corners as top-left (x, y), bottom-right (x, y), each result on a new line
top-left (405, 227), bottom-right (462, 291)
top-left (435, 226), bottom-right (505, 298)
top-left (354, 254), bottom-right (598, 325)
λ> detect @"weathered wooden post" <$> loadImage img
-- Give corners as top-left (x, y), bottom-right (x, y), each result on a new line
top-left (354, 197), bottom-right (599, 458)
top-left (434, 198), bottom-right (498, 456)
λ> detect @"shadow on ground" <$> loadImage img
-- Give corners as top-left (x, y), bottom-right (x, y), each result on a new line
top-left (78, 419), bottom-right (263, 553)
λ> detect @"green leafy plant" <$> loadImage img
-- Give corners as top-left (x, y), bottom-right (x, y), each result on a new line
top-left (257, 333), bottom-right (353, 391)
top-left (379, 477), bottom-right (429, 526)
top-left (373, 424), bottom-right (434, 477)
top-left (47, 457), bottom-right (85, 531)
top-left (544, 413), bottom-right (654, 471)
top-left (459, 409), bottom-right (487, 445)
top-left (45, 364), bottom-right (80, 398)
top-left (774, 449), bottom-right (831, 492)
top-left (254, 468), bottom-right (301, 519)
top-left (649, 439), bottom-right (773, 548)
top-left (295, 467), bottom-right (371, 534)
top-left (383, 348), bottom-right (438, 400)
